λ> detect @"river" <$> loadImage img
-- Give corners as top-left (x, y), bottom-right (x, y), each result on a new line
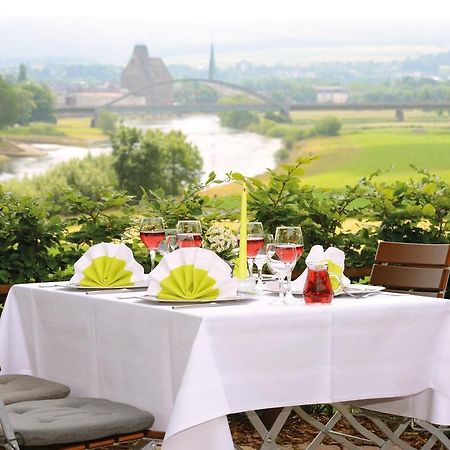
top-left (0, 115), bottom-right (281, 182)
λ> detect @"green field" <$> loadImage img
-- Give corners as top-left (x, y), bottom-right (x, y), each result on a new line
top-left (0, 118), bottom-right (107, 146)
top-left (208, 110), bottom-right (450, 196)
top-left (293, 128), bottom-right (450, 188)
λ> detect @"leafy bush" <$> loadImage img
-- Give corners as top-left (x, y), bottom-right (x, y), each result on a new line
top-left (2, 154), bottom-right (117, 201)
top-left (0, 191), bottom-right (67, 284)
top-left (311, 116), bottom-right (342, 137)
top-left (218, 111), bottom-right (260, 130)
top-left (263, 112), bottom-right (292, 123)
top-left (0, 157), bottom-right (448, 296)
top-left (97, 110), bottom-right (120, 134)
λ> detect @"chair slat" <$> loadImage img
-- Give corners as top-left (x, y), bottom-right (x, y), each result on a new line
top-left (371, 265), bottom-right (449, 291)
top-left (375, 242), bottom-right (450, 266)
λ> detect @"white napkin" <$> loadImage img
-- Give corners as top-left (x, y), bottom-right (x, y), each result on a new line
top-left (291, 245), bottom-right (351, 294)
top-left (70, 243), bottom-right (147, 287)
top-left (148, 248), bottom-right (238, 300)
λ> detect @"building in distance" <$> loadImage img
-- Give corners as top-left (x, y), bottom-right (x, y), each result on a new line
top-left (121, 45), bottom-right (173, 106)
top-left (315, 86), bottom-right (348, 104)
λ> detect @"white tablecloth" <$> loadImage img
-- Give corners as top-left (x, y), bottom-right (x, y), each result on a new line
top-left (1, 284), bottom-right (450, 450)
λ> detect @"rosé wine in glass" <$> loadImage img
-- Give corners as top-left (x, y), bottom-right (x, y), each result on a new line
top-left (176, 233), bottom-right (202, 248)
top-left (140, 230), bottom-right (166, 251)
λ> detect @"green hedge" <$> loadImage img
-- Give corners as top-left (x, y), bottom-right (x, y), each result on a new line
top-left (0, 158), bottom-right (448, 293)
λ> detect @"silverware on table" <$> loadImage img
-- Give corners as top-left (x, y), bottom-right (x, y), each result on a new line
top-left (38, 283), bottom-right (68, 288)
top-left (85, 288), bottom-right (148, 295)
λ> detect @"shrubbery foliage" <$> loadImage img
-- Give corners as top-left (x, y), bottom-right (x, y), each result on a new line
top-left (0, 158), bottom-right (448, 287)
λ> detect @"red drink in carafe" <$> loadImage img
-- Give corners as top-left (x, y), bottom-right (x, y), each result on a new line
top-left (303, 262), bottom-right (333, 304)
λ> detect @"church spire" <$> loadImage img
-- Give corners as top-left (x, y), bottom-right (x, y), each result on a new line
top-left (208, 43), bottom-right (216, 80)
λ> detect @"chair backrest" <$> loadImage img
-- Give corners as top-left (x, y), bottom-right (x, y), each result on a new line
top-left (370, 242), bottom-right (450, 298)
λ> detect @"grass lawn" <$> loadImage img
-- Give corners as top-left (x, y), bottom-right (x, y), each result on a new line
top-left (206, 125), bottom-right (450, 196)
top-left (0, 117), bottom-right (107, 146)
top-left (295, 128), bottom-right (450, 188)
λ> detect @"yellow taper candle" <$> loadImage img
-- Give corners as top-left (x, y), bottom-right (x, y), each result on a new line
top-left (238, 183), bottom-right (248, 279)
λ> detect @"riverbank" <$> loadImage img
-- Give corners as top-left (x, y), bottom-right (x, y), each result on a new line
top-left (0, 139), bottom-right (47, 158)
top-left (0, 117), bottom-right (109, 148)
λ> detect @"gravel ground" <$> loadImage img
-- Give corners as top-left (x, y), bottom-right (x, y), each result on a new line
top-left (98, 411), bottom-right (445, 449)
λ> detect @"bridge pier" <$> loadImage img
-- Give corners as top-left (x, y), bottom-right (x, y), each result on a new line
top-left (91, 110), bottom-right (98, 128)
top-left (395, 109), bottom-right (404, 122)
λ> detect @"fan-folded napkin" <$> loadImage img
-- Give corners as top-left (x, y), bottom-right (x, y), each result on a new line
top-left (292, 245), bottom-right (351, 293)
top-left (148, 248), bottom-right (237, 301)
top-left (70, 243), bottom-right (146, 287)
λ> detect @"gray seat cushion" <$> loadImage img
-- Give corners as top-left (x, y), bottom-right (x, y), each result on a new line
top-left (0, 375), bottom-right (70, 405)
top-left (3, 397), bottom-right (154, 447)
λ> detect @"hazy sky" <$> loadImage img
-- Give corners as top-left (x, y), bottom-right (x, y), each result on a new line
top-left (3, 0), bottom-right (450, 20)
top-left (2, 0), bottom-right (450, 65)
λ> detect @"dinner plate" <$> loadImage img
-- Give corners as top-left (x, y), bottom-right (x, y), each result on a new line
top-left (343, 284), bottom-right (385, 294)
top-left (142, 295), bottom-right (252, 304)
top-left (263, 282), bottom-right (385, 296)
top-left (67, 282), bottom-right (148, 290)
top-left (263, 281), bottom-right (302, 295)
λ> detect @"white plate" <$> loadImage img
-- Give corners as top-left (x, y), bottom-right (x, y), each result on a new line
top-left (263, 281), bottom-right (302, 295)
top-left (143, 295), bottom-right (251, 304)
top-left (343, 284), bottom-right (385, 294)
top-left (263, 281), bottom-right (385, 296)
top-left (67, 282), bottom-right (148, 290)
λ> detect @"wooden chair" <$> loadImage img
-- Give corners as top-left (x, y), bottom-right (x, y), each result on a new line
top-left (0, 374), bottom-right (158, 450)
top-left (370, 241), bottom-right (450, 298)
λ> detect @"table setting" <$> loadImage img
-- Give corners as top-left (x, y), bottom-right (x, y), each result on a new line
top-left (2, 183), bottom-right (450, 450)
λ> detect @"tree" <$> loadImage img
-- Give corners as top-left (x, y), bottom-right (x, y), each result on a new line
top-left (163, 130), bottom-right (203, 195)
top-left (111, 126), bottom-right (203, 197)
top-left (14, 84), bottom-right (35, 125)
top-left (17, 64), bottom-right (27, 83)
top-left (21, 82), bottom-right (56, 123)
top-left (0, 76), bottom-right (19, 128)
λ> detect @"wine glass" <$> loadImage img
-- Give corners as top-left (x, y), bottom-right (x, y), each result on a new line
top-left (253, 234), bottom-right (272, 293)
top-left (274, 226), bottom-right (304, 300)
top-left (140, 217), bottom-right (165, 271)
top-left (161, 228), bottom-right (177, 254)
top-left (238, 222), bottom-right (265, 279)
top-left (266, 243), bottom-right (297, 304)
top-left (176, 220), bottom-right (202, 248)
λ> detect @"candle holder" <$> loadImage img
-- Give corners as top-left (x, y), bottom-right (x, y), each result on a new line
top-left (237, 277), bottom-right (256, 295)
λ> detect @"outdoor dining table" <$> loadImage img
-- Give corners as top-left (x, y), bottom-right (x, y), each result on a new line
top-left (1, 284), bottom-right (450, 450)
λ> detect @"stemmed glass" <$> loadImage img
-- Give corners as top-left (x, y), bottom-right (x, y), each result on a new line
top-left (266, 243), bottom-right (297, 304)
top-left (238, 222), bottom-right (265, 279)
top-left (162, 228), bottom-right (177, 254)
top-left (139, 217), bottom-right (165, 271)
top-left (253, 234), bottom-right (273, 293)
top-left (176, 220), bottom-right (202, 248)
top-left (274, 226), bottom-right (304, 300)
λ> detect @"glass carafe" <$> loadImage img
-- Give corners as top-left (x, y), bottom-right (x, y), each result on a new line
top-left (303, 261), bottom-right (333, 304)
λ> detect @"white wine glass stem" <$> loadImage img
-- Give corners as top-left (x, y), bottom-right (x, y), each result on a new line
top-left (149, 250), bottom-right (156, 271)
top-left (247, 258), bottom-right (255, 279)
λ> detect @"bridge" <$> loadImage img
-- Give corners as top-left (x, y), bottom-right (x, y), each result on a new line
top-left (57, 78), bottom-right (289, 122)
top-left (55, 77), bottom-right (450, 119)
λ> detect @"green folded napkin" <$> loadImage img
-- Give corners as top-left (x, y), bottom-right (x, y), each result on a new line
top-left (327, 259), bottom-right (344, 293)
top-left (79, 255), bottom-right (133, 287)
top-left (157, 264), bottom-right (219, 300)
